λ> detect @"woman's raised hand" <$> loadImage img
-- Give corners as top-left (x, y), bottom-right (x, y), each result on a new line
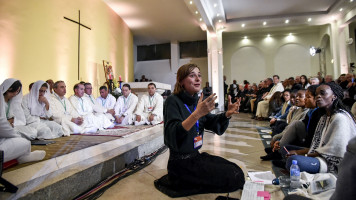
top-left (226, 95), bottom-right (240, 118)
top-left (195, 93), bottom-right (217, 118)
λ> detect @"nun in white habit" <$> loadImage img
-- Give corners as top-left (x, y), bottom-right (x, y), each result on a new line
top-left (0, 78), bottom-right (37, 140)
top-left (22, 80), bottom-right (64, 139)
top-left (0, 85), bottom-right (45, 163)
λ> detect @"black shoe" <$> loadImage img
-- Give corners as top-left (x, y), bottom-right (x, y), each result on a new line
top-left (260, 151), bottom-right (282, 161)
top-left (272, 160), bottom-right (286, 169)
top-left (251, 116), bottom-right (256, 119)
top-left (264, 147), bottom-right (273, 154)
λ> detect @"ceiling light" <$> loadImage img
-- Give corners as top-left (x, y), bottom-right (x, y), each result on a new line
top-left (214, 3), bottom-right (217, 7)
top-left (199, 18), bottom-right (202, 21)
top-left (219, 19), bottom-right (222, 23)
top-left (339, 8), bottom-right (343, 11)
top-left (189, 1), bottom-right (193, 4)
top-left (263, 21), bottom-right (267, 26)
top-left (267, 34), bottom-right (271, 37)
top-left (309, 46), bottom-right (321, 56)
top-left (195, 11), bottom-right (198, 14)
top-left (241, 24), bottom-right (245, 27)
top-left (244, 36), bottom-right (247, 39)
top-left (217, 13), bottom-right (220, 17)
top-left (285, 19), bottom-right (289, 24)
top-left (351, 0), bottom-right (354, 2)
top-left (308, 18), bottom-right (312, 22)
top-left (289, 33), bottom-right (292, 36)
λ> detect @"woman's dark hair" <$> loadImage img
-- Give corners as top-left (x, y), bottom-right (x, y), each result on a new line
top-left (306, 84), bottom-right (318, 97)
top-left (4, 80), bottom-right (22, 96)
top-left (282, 89), bottom-right (291, 102)
top-left (41, 83), bottom-right (48, 88)
top-left (322, 82), bottom-right (354, 121)
top-left (300, 75), bottom-right (308, 88)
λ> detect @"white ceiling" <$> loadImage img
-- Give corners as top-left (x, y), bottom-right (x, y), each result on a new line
top-left (103, 0), bottom-right (356, 45)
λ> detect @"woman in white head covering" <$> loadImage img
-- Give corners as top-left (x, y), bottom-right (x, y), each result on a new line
top-left (22, 80), bottom-right (64, 139)
top-left (0, 83), bottom-right (46, 163)
top-left (0, 78), bottom-right (37, 140)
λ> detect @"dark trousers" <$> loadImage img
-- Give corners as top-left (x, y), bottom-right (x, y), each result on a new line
top-left (167, 152), bottom-right (245, 192)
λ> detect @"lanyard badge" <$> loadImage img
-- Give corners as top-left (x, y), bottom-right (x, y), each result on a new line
top-left (184, 104), bottom-right (202, 148)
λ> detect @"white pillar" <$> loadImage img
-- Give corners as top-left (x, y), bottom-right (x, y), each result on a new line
top-left (207, 31), bottom-right (224, 111)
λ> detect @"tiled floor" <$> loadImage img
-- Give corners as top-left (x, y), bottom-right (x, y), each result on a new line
top-left (98, 113), bottom-right (285, 200)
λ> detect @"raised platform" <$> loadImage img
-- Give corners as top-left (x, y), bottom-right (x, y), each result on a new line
top-left (0, 124), bottom-right (164, 200)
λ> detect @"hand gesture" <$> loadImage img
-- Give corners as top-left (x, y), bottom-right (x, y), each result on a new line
top-left (272, 141), bottom-right (280, 152)
top-left (285, 150), bottom-right (298, 158)
top-left (226, 95), bottom-right (240, 118)
top-left (107, 109), bottom-right (115, 116)
top-left (148, 114), bottom-right (155, 122)
top-left (38, 96), bottom-right (49, 105)
top-left (136, 115), bottom-right (141, 122)
top-left (195, 93), bottom-right (217, 118)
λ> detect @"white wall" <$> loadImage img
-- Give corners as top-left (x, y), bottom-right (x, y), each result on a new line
top-left (223, 27), bottom-right (323, 84)
top-left (134, 57), bottom-right (208, 90)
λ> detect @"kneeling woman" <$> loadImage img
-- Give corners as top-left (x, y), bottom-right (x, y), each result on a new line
top-left (155, 64), bottom-right (245, 197)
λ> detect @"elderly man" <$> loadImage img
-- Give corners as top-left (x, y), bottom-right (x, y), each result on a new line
top-left (310, 77), bottom-right (320, 85)
top-left (114, 84), bottom-right (138, 125)
top-left (69, 83), bottom-right (113, 130)
top-left (255, 75), bottom-right (284, 120)
top-left (50, 81), bottom-right (97, 134)
top-left (83, 82), bottom-right (115, 121)
top-left (134, 83), bottom-right (163, 125)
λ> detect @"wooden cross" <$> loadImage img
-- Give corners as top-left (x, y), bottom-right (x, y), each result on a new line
top-left (64, 10), bottom-right (91, 80)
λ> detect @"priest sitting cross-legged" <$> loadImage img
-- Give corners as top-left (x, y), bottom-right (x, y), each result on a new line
top-left (96, 86), bottom-right (116, 120)
top-left (69, 83), bottom-right (113, 131)
top-left (134, 83), bottom-right (163, 125)
top-left (114, 84), bottom-right (138, 125)
top-left (50, 81), bottom-right (98, 135)
top-left (22, 80), bottom-right (65, 139)
top-left (83, 82), bottom-right (115, 121)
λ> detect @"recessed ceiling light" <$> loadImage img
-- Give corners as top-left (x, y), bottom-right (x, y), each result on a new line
top-left (199, 18), bottom-right (202, 21)
top-left (214, 3), bottom-right (217, 7)
top-left (195, 11), bottom-right (198, 14)
top-left (308, 18), bottom-right (312, 22)
top-left (219, 19), bottom-right (222, 23)
top-left (263, 21), bottom-right (267, 26)
top-left (285, 19), bottom-right (289, 24)
top-left (289, 33), bottom-right (292, 36)
top-left (217, 13), bottom-right (220, 17)
top-left (339, 8), bottom-right (343, 11)
top-left (267, 34), bottom-right (271, 37)
top-left (189, 1), bottom-right (193, 5)
top-left (351, 0), bottom-right (354, 2)
top-left (241, 24), bottom-right (245, 27)
top-left (244, 36), bottom-right (247, 39)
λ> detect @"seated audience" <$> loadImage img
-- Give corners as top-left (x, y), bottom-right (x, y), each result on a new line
top-left (267, 91), bottom-right (283, 118)
top-left (324, 75), bottom-right (334, 83)
top-left (0, 86), bottom-right (45, 163)
top-left (283, 83), bottom-right (356, 174)
top-left (114, 84), bottom-right (138, 125)
top-left (310, 77), bottom-right (320, 85)
top-left (69, 83), bottom-right (113, 130)
top-left (134, 83), bottom-right (163, 125)
top-left (300, 75), bottom-right (310, 89)
top-left (255, 75), bottom-right (284, 120)
top-left (269, 89), bottom-right (293, 134)
top-left (96, 85), bottom-right (116, 120)
top-left (50, 81), bottom-right (97, 134)
top-left (22, 80), bottom-right (64, 139)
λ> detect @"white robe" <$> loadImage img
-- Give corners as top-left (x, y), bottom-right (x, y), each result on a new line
top-left (96, 94), bottom-right (116, 109)
top-left (0, 86), bottom-right (31, 162)
top-left (50, 93), bottom-right (97, 134)
top-left (84, 93), bottom-right (114, 121)
top-left (69, 95), bottom-right (113, 130)
top-left (134, 93), bottom-right (163, 124)
top-left (114, 93), bottom-right (138, 125)
top-left (21, 80), bottom-right (64, 140)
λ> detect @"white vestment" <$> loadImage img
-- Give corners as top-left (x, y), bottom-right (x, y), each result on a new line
top-left (84, 93), bottom-right (114, 121)
top-left (0, 86), bottom-right (31, 162)
top-left (134, 93), bottom-right (163, 125)
top-left (1, 78), bottom-right (37, 140)
top-left (96, 94), bottom-right (116, 109)
top-left (22, 80), bottom-right (64, 139)
top-left (69, 95), bottom-right (113, 130)
top-left (114, 93), bottom-right (138, 125)
top-left (50, 93), bottom-right (97, 134)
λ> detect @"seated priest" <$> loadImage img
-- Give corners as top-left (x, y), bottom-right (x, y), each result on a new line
top-left (114, 84), bottom-right (138, 125)
top-left (22, 80), bottom-right (64, 139)
top-left (96, 85), bottom-right (116, 120)
top-left (50, 81), bottom-right (98, 134)
top-left (83, 82), bottom-right (115, 121)
top-left (1, 78), bottom-right (38, 140)
top-left (69, 83), bottom-right (113, 130)
top-left (134, 83), bottom-right (163, 125)
top-left (0, 86), bottom-right (46, 164)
